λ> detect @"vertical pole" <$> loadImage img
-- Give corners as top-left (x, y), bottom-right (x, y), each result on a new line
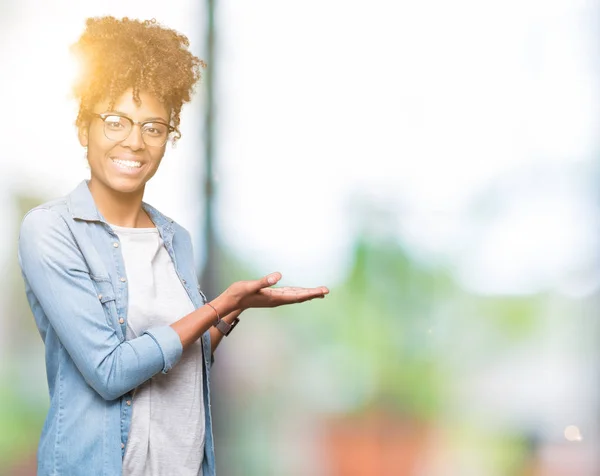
top-left (201, 0), bottom-right (217, 300)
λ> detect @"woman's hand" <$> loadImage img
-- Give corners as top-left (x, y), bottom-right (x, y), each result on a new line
top-left (222, 272), bottom-right (329, 312)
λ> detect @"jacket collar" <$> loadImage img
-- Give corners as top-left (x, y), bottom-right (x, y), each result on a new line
top-left (67, 180), bottom-right (174, 233)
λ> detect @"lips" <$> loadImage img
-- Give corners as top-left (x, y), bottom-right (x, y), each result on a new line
top-left (111, 158), bottom-right (142, 168)
top-left (109, 156), bottom-right (146, 175)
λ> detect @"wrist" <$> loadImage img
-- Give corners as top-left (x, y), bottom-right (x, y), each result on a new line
top-left (223, 309), bottom-right (243, 322)
top-left (210, 293), bottom-right (238, 318)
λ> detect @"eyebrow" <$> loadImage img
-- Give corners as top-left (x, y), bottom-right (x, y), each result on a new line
top-left (104, 110), bottom-right (169, 123)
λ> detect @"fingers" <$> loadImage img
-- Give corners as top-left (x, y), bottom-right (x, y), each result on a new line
top-left (262, 286), bottom-right (329, 305)
top-left (277, 286), bottom-right (329, 296)
top-left (243, 272), bottom-right (282, 294)
top-left (262, 272), bottom-right (282, 289)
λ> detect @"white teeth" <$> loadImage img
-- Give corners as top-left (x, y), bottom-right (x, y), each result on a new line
top-left (112, 159), bottom-right (142, 169)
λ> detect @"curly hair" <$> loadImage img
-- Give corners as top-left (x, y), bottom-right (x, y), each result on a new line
top-left (71, 16), bottom-right (204, 142)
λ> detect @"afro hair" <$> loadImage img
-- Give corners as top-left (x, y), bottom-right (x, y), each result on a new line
top-left (71, 16), bottom-right (205, 142)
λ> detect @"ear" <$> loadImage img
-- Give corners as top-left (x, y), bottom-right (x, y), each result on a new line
top-left (78, 122), bottom-right (89, 147)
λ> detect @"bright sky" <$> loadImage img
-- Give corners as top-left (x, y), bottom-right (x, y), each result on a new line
top-left (0, 0), bottom-right (598, 295)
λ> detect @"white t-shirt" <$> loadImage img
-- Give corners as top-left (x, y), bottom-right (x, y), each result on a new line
top-left (112, 224), bottom-right (205, 476)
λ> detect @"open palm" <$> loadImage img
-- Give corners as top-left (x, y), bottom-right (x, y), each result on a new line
top-left (226, 272), bottom-right (329, 310)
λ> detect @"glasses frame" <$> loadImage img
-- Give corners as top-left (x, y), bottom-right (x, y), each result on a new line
top-left (89, 112), bottom-right (176, 147)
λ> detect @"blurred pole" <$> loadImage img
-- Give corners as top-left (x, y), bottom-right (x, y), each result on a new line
top-left (200, 8), bottom-right (231, 475)
top-left (201, 0), bottom-right (218, 299)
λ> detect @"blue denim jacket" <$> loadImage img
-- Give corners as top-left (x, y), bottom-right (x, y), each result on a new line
top-left (18, 180), bottom-right (216, 476)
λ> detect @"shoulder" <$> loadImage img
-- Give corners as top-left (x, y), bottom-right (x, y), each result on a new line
top-left (171, 220), bottom-right (194, 256)
top-left (171, 220), bottom-right (192, 240)
top-left (18, 202), bottom-right (80, 272)
top-left (20, 198), bottom-right (72, 238)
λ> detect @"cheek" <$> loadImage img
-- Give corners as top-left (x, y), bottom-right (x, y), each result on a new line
top-left (145, 155), bottom-right (164, 179)
top-left (87, 128), bottom-right (112, 154)
top-left (150, 150), bottom-right (166, 167)
top-left (87, 144), bottom-right (110, 165)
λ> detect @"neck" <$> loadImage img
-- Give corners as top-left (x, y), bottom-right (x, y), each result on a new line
top-left (88, 178), bottom-right (153, 228)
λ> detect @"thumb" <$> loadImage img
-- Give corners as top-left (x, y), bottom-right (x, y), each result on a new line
top-left (258, 272), bottom-right (281, 289)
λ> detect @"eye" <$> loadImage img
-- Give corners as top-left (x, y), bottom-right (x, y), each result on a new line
top-left (104, 115), bottom-right (127, 130)
top-left (142, 123), bottom-right (168, 137)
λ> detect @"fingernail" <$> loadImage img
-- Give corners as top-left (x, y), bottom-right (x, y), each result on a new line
top-left (268, 276), bottom-right (275, 284)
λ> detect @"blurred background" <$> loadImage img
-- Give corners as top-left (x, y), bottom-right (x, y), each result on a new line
top-left (1, 0), bottom-right (599, 475)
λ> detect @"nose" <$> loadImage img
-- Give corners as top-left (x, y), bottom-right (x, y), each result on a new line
top-left (120, 124), bottom-right (145, 151)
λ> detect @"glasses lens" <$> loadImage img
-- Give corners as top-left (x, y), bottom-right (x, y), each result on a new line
top-left (142, 123), bottom-right (169, 147)
top-left (103, 115), bottom-right (131, 141)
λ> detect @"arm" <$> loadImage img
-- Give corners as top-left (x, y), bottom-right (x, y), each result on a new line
top-left (19, 209), bottom-right (186, 400)
top-left (20, 210), bottom-right (327, 400)
top-left (19, 209), bottom-right (221, 400)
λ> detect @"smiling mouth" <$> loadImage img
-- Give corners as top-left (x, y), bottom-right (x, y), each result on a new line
top-left (111, 158), bottom-right (142, 169)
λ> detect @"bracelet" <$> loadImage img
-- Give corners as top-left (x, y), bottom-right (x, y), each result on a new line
top-left (205, 302), bottom-right (220, 325)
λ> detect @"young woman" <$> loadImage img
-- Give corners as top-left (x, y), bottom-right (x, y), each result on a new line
top-left (18, 17), bottom-right (328, 476)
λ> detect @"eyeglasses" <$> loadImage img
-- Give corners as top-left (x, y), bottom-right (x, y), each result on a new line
top-left (89, 112), bottom-right (175, 147)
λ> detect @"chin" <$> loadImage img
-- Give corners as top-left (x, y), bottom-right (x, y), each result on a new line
top-left (105, 176), bottom-right (146, 195)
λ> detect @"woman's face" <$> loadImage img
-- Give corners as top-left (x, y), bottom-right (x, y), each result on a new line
top-left (78, 88), bottom-right (170, 195)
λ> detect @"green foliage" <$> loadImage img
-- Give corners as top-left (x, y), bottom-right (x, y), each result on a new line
top-left (320, 237), bottom-right (454, 419)
top-left (250, 234), bottom-right (545, 421)
top-left (474, 296), bottom-right (542, 339)
top-left (0, 378), bottom-right (45, 470)
top-left (0, 193), bottom-right (49, 469)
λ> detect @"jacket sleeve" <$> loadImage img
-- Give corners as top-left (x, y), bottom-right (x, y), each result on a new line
top-left (18, 208), bottom-right (183, 401)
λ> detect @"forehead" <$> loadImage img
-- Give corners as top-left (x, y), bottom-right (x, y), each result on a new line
top-left (94, 89), bottom-right (169, 121)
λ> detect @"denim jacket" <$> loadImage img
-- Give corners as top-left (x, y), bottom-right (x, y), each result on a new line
top-left (18, 180), bottom-right (216, 476)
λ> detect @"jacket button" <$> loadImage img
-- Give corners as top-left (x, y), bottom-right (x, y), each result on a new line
top-left (126, 400), bottom-right (131, 406)
top-left (120, 277), bottom-right (126, 283)
top-left (98, 294), bottom-right (102, 300)
top-left (119, 318), bottom-right (125, 324)
top-left (121, 443), bottom-right (125, 449)
top-left (113, 242), bottom-right (119, 248)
